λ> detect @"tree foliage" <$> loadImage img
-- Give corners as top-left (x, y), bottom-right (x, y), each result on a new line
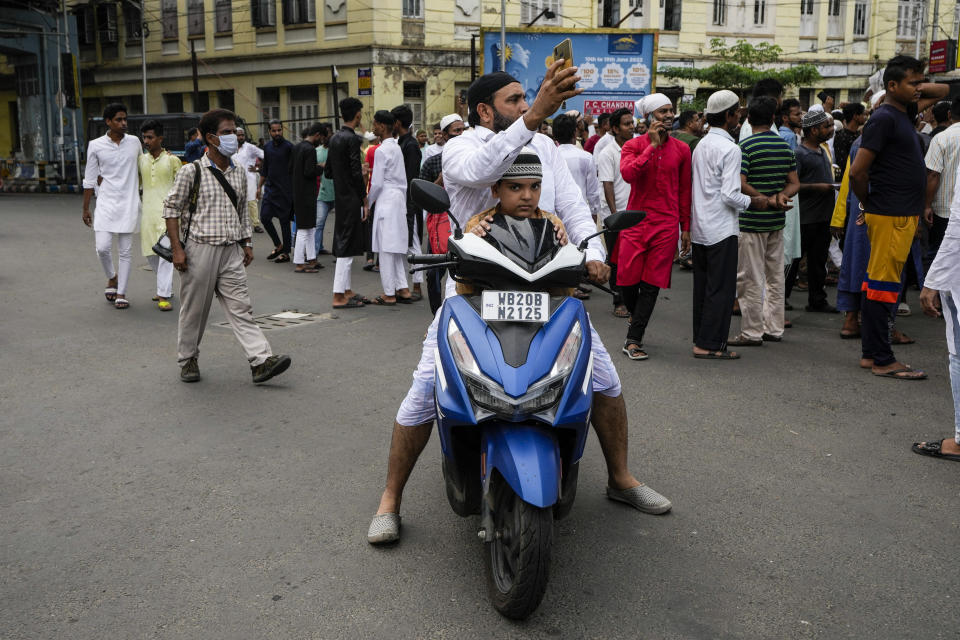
top-left (661, 38), bottom-right (822, 95)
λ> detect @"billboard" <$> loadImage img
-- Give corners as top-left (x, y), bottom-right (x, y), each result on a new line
top-left (481, 28), bottom-right (658, 117)
top-left (930, 40), bottom-right (950, 74)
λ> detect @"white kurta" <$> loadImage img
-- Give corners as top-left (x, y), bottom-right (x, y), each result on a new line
top-left (82, 134), bottom-right (142, 233)
top-left (368, 137), bottom-right (409, 254)
top-left (235, 141), bottom-right (264, 202)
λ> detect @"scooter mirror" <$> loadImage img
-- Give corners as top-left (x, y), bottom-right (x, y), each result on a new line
top-left (604, 210), bottom-right (647, 232)
top-left (410, 179), bottom-right (451, 214)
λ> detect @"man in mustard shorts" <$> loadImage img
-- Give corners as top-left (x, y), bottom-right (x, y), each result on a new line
top-left (849, 56), bottom-right (947, 380)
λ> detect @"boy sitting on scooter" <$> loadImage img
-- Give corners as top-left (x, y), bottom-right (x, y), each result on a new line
top-left (458, 147), bottom-right (571, 296)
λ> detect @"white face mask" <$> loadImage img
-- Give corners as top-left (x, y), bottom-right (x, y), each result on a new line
top-left (212, 133), bottom-right (238, 157)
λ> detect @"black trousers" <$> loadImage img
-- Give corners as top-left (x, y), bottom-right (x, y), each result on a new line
top-left (427, 268), bottom-right (446, 316)
top-left (925, 214), bottom-right (949, 272)
top-left (800, 221), bottom-right (831, 309)
top-left (861, 292), bottom-right (898, 367)
top-left (261, 201), bottom-right (292, 254)
top-left (692, 236), bottom-right (738, 351)
top-left (620, 280), bottom-right (660, 346)
top-left (784, 257), bottom-right (800, 301)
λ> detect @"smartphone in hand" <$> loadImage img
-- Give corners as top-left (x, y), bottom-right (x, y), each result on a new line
top-left (553, 38), bottom-right (573, 69)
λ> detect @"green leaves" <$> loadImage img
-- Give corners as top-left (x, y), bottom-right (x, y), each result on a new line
top-left (661, 39), bottom-right (822, 94)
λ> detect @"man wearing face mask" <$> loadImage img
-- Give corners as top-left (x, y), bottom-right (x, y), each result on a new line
top-left (162, 109), bottom-right (291, 384)
top-left (616, 94), bottom-right (692, 361)
top-left (367, 66), bottom-right (672, 546)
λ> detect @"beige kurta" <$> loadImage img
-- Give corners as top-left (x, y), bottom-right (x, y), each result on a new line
top-left (138, 151), bottom-right (182, 256)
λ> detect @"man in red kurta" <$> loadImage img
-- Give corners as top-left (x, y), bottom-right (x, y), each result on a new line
top-left (616, 93), bottom-right (692, 360)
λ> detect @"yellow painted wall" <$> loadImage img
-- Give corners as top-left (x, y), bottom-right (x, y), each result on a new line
top-left (80, 0), bottom-right (960, 125)
top-left (0, 90), bottom-right (16, 156)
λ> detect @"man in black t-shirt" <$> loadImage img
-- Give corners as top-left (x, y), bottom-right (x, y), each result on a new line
top-left (796, 110), bottom-right (838, 313)
top-left (849, 56), bottom-right (948, 380)
top-left (834, 103), bottom-right (866, 177)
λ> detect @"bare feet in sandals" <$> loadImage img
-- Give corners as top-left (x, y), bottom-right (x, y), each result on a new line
top-left (871, 361), bottom-right (927, 380)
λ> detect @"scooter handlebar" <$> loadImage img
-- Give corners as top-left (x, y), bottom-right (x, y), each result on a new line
top-left (408, 253), bottom-right (451, 265)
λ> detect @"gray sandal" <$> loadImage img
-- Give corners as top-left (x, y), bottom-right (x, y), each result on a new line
top-left (367, 513), bottom-right (401, 544)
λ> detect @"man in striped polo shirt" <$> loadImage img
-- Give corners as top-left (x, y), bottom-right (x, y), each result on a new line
top-left (730, 96), bottom-right (799, 346)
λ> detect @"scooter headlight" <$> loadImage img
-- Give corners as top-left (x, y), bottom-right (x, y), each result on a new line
top-left (447, 318), bottom-right (481, 378)
top-left (549, 321), bottom-right (583, 379)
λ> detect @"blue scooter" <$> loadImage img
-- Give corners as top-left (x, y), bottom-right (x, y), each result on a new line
top-left (409, 180), bottom-right (645, 619)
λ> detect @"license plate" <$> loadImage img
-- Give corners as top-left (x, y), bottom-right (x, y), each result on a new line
top-left (481, 291), bottom-right (549, 323)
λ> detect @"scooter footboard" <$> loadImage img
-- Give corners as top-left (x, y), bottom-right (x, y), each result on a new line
top-left (483, 424), bottom-right (561, 509)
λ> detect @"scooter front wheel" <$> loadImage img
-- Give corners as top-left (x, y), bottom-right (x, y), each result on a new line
top-left (485, 474), bottom-right (553, 619)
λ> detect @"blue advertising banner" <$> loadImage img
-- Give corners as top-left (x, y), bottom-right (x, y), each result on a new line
top-left (481, 29), bottom-right (658, 116)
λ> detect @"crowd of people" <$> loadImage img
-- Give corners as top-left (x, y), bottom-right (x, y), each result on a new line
top-left (80, 54), bottom-right (960, 529)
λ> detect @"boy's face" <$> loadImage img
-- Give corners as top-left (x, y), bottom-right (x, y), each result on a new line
top-left (492, 178), bottom-right (541, 217)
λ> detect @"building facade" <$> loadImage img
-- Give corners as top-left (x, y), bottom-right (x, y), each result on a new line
top-left (9, 0), bottom-right (959, 168)
top-left (1, 0), bottom-right (83, 171)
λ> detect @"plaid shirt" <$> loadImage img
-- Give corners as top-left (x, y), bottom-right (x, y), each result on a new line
top-left (162, 155), bottom-right (251, 245)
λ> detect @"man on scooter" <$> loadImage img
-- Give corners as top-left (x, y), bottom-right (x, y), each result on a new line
top-left (367, 66), bottom-right (673, 545)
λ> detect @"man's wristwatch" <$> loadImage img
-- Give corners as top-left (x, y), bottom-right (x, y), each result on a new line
top-left (243, 241), bottom-right (253, 248)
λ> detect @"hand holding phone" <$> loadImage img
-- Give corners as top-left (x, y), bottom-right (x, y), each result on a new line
top-left (553, 38), bottom-right (573, 69)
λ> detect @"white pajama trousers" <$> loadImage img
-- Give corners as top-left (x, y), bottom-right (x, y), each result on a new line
top-left (379, 252), bottom-right (408, 296)
top-left (333, 257), bottom-right (353, 294)
top-left (940, 290), bottom-right (960, 445)
top-left (95, 231), bottom-right (133, 295)
top-left (146, 254), bottom-right (175, 298)
top-left (396, 303), bottom-right (622, 426)
top-left (410, 212), bottom-right (425, 285)
top-left (293, 227), bottom-right (317, 264)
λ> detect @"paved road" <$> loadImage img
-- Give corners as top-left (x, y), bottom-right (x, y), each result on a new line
top-left (2, 194), bottom-right (958, 639)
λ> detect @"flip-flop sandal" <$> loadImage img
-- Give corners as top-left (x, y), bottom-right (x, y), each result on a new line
top-left (157, 300), bottom-right (173, 311)
top-left (373, 296), bottom-right (396, 306)
top-left (114, 297), bottom-right (130, 310)
top-left (840, 331), bottom-right (861, 339)
top-left (396, 296), bottom-right (415, 304)
top-left (892, 333), bottom-right (916, 345)
top-left (267, 249), bottom-right (283, 260)
top-left (407, 292), bottom-right (423, 302)
top-left (728, 335), bottom-right (763, 347)
top-left (693, 350), bottom-right (740, 360)
top-left (872, 366), bottom-right (927, 380)
top-left (274, 254), bottom-right (290, 263)
top-left (294, 267), bottom-right (319, 273)
top-left (332, 299), bottom-right (364, 309)
top-left (351, 294), bottom-right (373, 305)
top-left (622, 343), bottom-right (649, 360)
top-left (612, 306), bottom-right (630, 318)
top-left (362, 263), bottom-right (376, 272)
top-left (104, 287), bottom-right (117, 302)
top-left (911, 438), bottom-right (960, 462)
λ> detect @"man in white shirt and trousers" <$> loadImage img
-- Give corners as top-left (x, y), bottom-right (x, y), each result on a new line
top-left (367, 65), bottom-right (672, 545)
top-left (81, 102), bottom-right (142, 310)
top-left (690, 90), bottom-right (770, 360)
top-left (367, 110), bottom-right (414, 304)
top-left (913, 162), bottom-right (960, 462)
top-left (235, 127), bottom-right (264, 233)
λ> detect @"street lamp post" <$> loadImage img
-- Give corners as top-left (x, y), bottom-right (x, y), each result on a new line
top-left (141, 0), bottom-right (147, 112)
top-left (616, 9), bottom-right (642, 28)
top-left (500, 0), bottom-right (506, 70)
top-left (526, 8), bottom-right (556, 27)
